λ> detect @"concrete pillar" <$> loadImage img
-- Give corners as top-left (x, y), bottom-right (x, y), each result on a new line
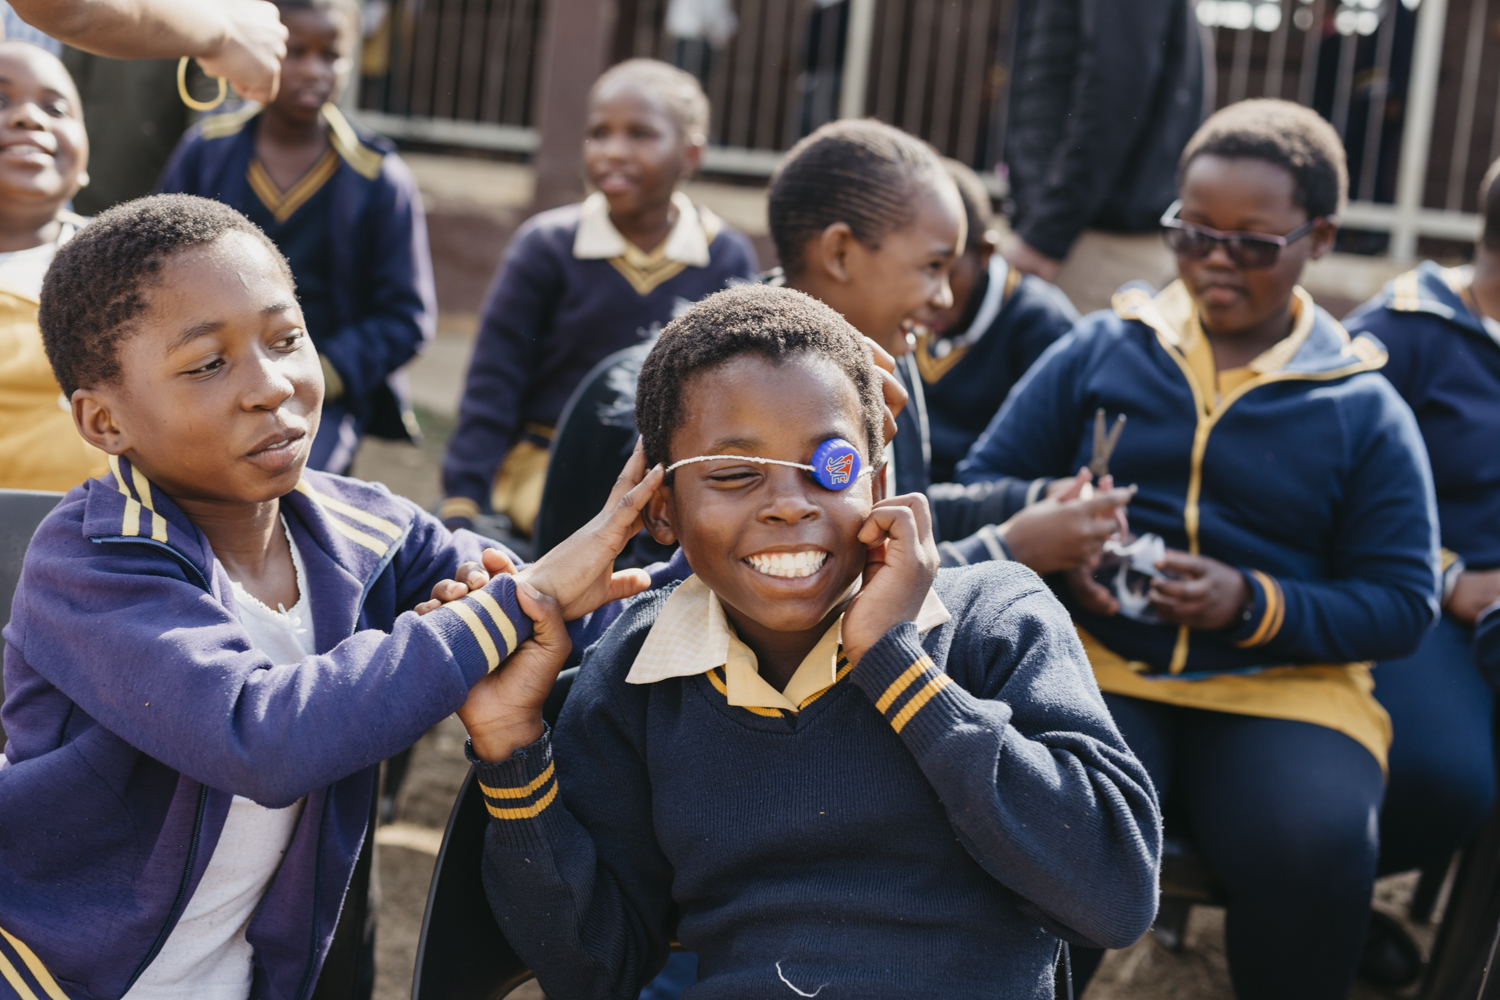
top-left (531, 0), bottom-right (618, 211)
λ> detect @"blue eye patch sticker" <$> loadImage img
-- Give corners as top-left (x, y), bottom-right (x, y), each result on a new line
top-left (665, 437), bottom-right (868, 491)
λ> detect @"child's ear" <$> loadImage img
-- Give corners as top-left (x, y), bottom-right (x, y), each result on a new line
top-left (72, 389), bottom-right (130, 455)
top-left (682, 139), bottom-right (704, 178)
top-left (815, 222), bottom-right (856, 284)
top-left (641, 485), bottom-right (677, 546)
top-left (1309, 218), bottom-right (1338, 260)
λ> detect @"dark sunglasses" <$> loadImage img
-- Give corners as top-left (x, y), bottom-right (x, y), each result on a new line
top-left (1159, 200), bottom-right (1324, 269)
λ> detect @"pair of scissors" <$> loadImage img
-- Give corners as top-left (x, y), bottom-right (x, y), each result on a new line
top-left (1089, 408), bottom-right (1126, 479)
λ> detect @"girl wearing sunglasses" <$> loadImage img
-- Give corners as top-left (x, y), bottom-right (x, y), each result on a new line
top-left (958, 99), bottom-right (1438, 999)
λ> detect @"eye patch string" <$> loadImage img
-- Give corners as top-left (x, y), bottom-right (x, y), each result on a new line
top-left (664, 438), bottom-right (868, 491)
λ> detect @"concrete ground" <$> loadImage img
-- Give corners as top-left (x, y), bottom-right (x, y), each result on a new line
top-left (357, 153), bottom-right (1435, 1000)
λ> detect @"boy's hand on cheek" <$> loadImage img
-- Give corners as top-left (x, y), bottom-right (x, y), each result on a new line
top-left (414, 549), bottom-right (517, 615)
top-left (842, 494), bottom-right (940, 666)
top-left (459, 583), bottom-right (572, 761)
top-left (516, 442), bottom-right (663, 619)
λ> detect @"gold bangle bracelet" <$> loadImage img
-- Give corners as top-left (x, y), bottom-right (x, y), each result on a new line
top-left (176, 56), bottom-right (228, 112)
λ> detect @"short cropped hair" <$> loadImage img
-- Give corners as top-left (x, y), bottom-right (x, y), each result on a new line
top-left (273, 0), bottom-right (360, 44)
top-left (943, 157), bottom-right (994, 253)
top-left (635, 284), bottom-right (885, 474)
top-left (769, 118), bottom-right (949, 276)
top-left (1480, 157), bottom-right (1500, 251)
top-left (1179, 99), bottom-right (1348, 221)
top-left (591, 59), bottom-right (710, 144)
top-left (40, 194), bottom-right (293, 397)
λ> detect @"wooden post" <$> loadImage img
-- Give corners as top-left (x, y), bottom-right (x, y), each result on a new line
top-left (531, 0), bottom-right (618, 211)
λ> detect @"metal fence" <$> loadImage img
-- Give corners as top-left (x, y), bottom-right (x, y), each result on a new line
top-left (356, 0), bottom-right (1495, 259)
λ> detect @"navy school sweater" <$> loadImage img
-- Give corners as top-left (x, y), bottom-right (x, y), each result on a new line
top-left (1342, 262), bottom-right (1500, 570)
top-left (474, 561), bottom-right (1162, 1000)
top-left (0, 458), bottom-right (538, 1000)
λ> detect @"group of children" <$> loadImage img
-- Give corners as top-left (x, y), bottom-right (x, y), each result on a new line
top-left (0, 7), bottom-right (1495, 1000)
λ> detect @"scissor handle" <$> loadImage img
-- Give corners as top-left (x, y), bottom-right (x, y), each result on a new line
top-left (177, 57), bottom-right (228, 112)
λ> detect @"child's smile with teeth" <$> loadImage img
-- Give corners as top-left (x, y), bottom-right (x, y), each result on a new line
top-left (746, 550), bottom-right (828, 579)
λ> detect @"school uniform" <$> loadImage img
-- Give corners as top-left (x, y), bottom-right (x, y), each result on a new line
top-left (0, 457), bottom-right (535, 1000)
top-left (1341, 261), bottom-right (1500, 874)
top-left (959, 280), bottom-right (1439, 995)
top-left (912, 257), bottom-right (1078, 483)
top-left (157, 104), bottom-right (436, 474)
top-left (0, 215), bottom-right (108, 492)
top-left (439, 192), bottom-right (758, 533)
top-left (474, 559), bottom-right (1161, 1000)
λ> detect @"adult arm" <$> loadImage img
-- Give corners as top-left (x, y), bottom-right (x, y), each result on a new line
top-left (848, 573), bottom-right (1161, 948)
top-left (317, 154), bottom-right (436, 410)
top-left (441, 221), bottom-right (562, 515)
top-left (10, 0), bottom-right (287, 103)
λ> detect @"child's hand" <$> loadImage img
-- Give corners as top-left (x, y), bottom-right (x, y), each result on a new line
top-left (1000, 484), bottom-right (1135, 575)
top-left (459, 582), bottom-right (572, 762)
top-left (414, 548), bottom-right (518, 615)
top-left (865, 337), bottom-right (908, 445)
top-left (842, 493), bottom-right (941, 666)
top-left (515, 441), bottom-right (664, 619)
top-left (1065, 565), bottom-right (1121, 616)
top-left (1148, 550), bottom-right (1250, 630)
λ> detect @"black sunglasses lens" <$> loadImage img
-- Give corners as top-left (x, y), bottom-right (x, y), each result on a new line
top-left (1164, 227), bottom-right (1212, 259)
top-left (1226, 237), bottom-right (1280, 269)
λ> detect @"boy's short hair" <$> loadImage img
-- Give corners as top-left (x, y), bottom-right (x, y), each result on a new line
top-left (591, 59), bottom-right (710, 144)
top-left (1481, 157), bottom-right (1500, 251)
top-left (769, 119), bottom-right (948, 276)
top-left (636, 284), bottom-right (885, 474)
top-left (40, 194), bottom-right (293, 397)
top-left (942, 157), bottom-right (994, 253)
top-left (1179, 99), bottom-right (1348, 221)
top-left (273, 0), bottom-right (360, 43)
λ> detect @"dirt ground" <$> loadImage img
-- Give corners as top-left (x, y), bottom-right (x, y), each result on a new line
top-left (354, 153), bottom-right (1431, 1000)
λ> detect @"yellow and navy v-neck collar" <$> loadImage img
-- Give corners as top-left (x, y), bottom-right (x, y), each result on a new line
top-left (572, 190), bottom-right (723, 296)
top-left (625, 574), bottom-right (951, 717)
top-left (248, 147), bottom-right (339, 223)
top-left (240, 104), bottom-right (385, 223)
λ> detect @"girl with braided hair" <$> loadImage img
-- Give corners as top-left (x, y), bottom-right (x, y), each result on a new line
top-left (768, 119), bottom-right (1129, 578)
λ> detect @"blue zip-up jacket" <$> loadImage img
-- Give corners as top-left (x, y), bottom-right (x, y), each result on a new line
top-left (958, 282), bottom-right (1439, 675)
top-left (1342, 262), bottom-right (1500, 570)
top-left (0, 458), bottom-right (533, 1000)
top-left (158, 105), bottom-right (436, 441)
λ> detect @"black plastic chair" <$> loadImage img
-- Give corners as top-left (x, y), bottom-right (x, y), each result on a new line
top-left (532, 343), bottom-right (651, 559)
top-left (0, 489), bottom-right (65, 747)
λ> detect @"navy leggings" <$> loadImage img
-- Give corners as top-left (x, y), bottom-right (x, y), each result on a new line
top-left (1073, 695), bottom-right (1385, 1000)
top-left (1376, 614), bottom-right (1497, 875)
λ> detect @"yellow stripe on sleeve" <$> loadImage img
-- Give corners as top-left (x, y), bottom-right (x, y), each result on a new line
top-left (0, 924), bottom-right (67, 1000)
top-left (1236, 571), bottom-right (1283, 648)
top-left (469, 588), bottom-right (519, 657)
top-left (129, 463), bottom-right (168, 542)
top-left (485, 780), bottom-right (559, 820)
top-left (479, 761), bottom-right (555, 799)
top-left (875, 658), bottom-right (932, 713)
top-left (890, 673), bottom-right (953, 733)
top-left (448, 600), bottom-right (500, 670)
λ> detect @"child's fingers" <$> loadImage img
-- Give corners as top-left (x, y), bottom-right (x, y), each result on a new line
top-left (858, 501), bottom-right (922, 550)
top-left (1082, 486), bottom-right (1135, 515)
top-left (603, 568), bottom-right (652, 604)
top-left (1051, 468), bottom-right (1092, 502)
top-left (1155, 550), bottom-right (1207, 577)
top-left (429, 578), bottom-right (470, 603)
top-left (414, 598), bottom-right (441, 615)
top-left (454, 561), bottom-right (490, 591)
top-left (481, 548), bottom-right (517, 577)
top-left (515, 581), bottom-right (571, 658)
top-left (597, 456), bottom-right (664, 538)
top-left (1151, 575), bottom-right (1210, 601)
top-left (872, 492), bottom-right (934, 542)
top-left (866, 336), bottom-right (898, 374)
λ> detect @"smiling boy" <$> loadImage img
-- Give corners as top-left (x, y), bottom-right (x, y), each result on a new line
top-left (0, 193), bottom-right (655, 1000)
top-left (439, 58), bottom-right (757, 537)
top-left (159, 0), bottom-right (435, 475)
top-left (455, 284), bottom-right (1161, 999)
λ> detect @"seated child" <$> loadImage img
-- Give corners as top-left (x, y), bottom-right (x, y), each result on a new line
top-left (769, 118), bottom-right (1128, 575)
top-left (0, 194), bottom-right (654, 1000)
top-left (158, 0), bottom-right (435, 475)
top-left (439, 58), bottom-right (758, 537)
top-left (0, 41), bottom-right (106, 491)
top-left (453, 284), bottom-right (1162, 999)
top-left (1338, 157), bottom-right (1500, 950)
top-left (912, 158), bottom-right (1078, 484)
top-left (958, 100), bottom-right (1439, 998)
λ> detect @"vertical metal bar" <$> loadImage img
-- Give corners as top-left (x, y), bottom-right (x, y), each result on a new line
top-left (1445, 0), bottom-right (1488, 210)
top-left (955, 0), bottom-right (995, 165)
top-left (839, 0), bottom-right (878, 117)
top-left (874, 0), bottom-right (906, 122)
top-left (726, 0), bottom-right (761, 147)
top-left (1297, 0), bottom-right (1324, 108)
top-left (1391, 0), bottom-right (1450, 260)
top-left (927, 0), bottom-right (966, 151)
top-left (1329, 29), bottom-right (1356, 137)
top-left (1357, 0), bottom-right (1398, 200)
top-left (1227, 22), bottom-right (1253, 104)
top-left (901, 0), bottom-right (935, 132)
top-left (1264, 0), bottom-right (1291, 98)
top-left (1489, 44), bottom-right (1500, 164)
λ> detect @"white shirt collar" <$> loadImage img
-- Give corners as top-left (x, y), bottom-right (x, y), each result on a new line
top-left (572, 190), bottom-right (713, 267)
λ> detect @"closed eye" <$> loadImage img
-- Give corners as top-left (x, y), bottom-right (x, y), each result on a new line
top-left (183, 357), bottom-right (225, 377)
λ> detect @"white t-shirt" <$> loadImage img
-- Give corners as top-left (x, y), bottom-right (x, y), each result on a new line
top-left (125, 521), bottom-right (313, 1000)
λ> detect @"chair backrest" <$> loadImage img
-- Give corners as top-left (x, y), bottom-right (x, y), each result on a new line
top-left (0, 489), bottom-right (64, 747)
top-left (411, 667), bottom-right (578, 1000)
top-left (532, 343), bottom-right (651, 558)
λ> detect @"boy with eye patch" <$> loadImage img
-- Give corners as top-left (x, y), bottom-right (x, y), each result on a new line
top-left (449, 283), bottom-right (1161, 1000)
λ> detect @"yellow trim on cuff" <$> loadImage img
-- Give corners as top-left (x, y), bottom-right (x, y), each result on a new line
top-left (439, 496), bottom-right (482, 521)
top-left (1236, 570), bottom-right (1284, 647)
top-left (480, 761), bottom-right (555, 799)
top-left (485, 781), bottom-right (559, 820)
top-left (449, 599), bottom-right (500, 670)
top-left (891, 674), bottom-right (953, 733)
top-left (468, 588), bottom-right (519, 657)
top-left (875, 658), bottom-right (931, 713)
top-left (0, 924), bottom-right (68, 1000)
